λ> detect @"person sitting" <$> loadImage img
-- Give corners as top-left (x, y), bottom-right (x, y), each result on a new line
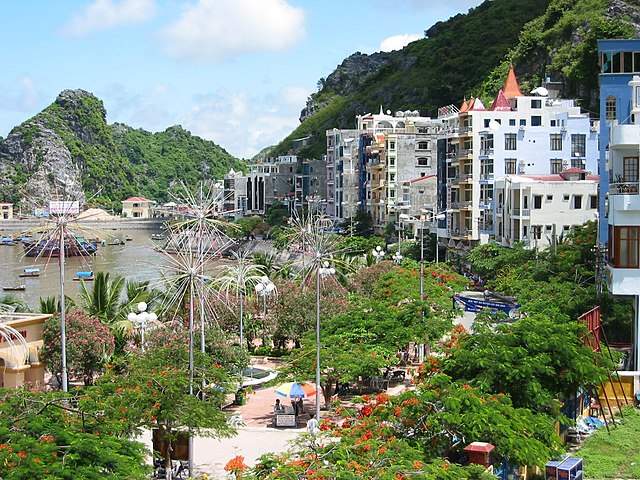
top-left (273, 399), bottom-right (285, 414)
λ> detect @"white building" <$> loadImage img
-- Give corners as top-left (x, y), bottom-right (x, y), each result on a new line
top-left (327, 108), bottom-right (441, 231)
top-left (223, 169), bottom-right (247, 219)
top-left (494, 169), bottom-right (599, 249)
top-left (438, 66), bottom-right (598, 248)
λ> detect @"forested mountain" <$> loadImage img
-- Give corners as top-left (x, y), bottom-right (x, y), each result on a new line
top-left (273, 0), bottom-right (640, 159)
top-left (0, 89), bottom-right (243, 211)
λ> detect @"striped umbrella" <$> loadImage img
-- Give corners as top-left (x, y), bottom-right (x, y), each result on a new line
top-left (275, 382), bottom-right (317, 399)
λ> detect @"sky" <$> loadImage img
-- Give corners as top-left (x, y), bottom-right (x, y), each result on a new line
top-left (1, 0), bottom-right (482, 159)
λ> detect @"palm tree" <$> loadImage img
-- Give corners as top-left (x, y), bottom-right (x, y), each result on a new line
top-left (213, 249), bottom-right (265, 348)
top-left (38, 295), bottom-right (75, 314)
top-left (252, 251), bottom-right (278, 278)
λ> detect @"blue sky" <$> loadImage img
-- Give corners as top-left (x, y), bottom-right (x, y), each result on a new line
top-left (1, 0), bottom-right (482, 158)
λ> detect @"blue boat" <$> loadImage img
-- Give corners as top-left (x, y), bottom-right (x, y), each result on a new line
top-left (19, 267), bottom-right (40, 278)
top-left (73, 271), bottom-right (94, 281)
top-left (0, 237), bottom-right (16, 246)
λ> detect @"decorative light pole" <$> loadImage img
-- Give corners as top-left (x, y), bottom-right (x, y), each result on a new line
top-left (316, 259), bottom-right (335, 421)
top-left (127, 301), bottom-right (158, 352)
top-left (417, 209), bottom-right (447, 300)
top-left (254, 276), bottom-right (276, 317)
top-left (372, 245), bottom-right (385, 263)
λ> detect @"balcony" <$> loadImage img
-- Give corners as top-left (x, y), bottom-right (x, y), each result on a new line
top-left (479, 200), bottom-right (492, 210)
top-left (458, 173), bottom-right (473, 183)
top-left (512, 208), bottom-right (530, 217)
top-left (479, 173), bottom-right (494, 183)
top-left (607, 264), bottom-right (640, 296)
top-left (611, 124), bottom-right (640, 148)
top-left (459, 125), bottom-right (473, 135)
top-left (479, 223), bottom-right (494, 234)
top-left (610, 181), bottom-right (639, 195)
top-left (448, 227), bottom-right (473, 239)
top-left (479, 148), bottom-right (494, 158)
top-left (451, 200), bottom-right (473, 210)
top-left (457, 148), bottom-right (473, 159)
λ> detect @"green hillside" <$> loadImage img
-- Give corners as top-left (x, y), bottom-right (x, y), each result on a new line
top-left (0, 90), bottom-right (244, 210)
top-left (274, 0), bottom-right (636, 159)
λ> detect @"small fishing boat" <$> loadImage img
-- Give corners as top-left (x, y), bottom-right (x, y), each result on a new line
top-left (0, 237), bottom-right (16, 246)
top-left (125, 235), bottom-right (133, 242)
top-left (3, 285), bottom-right (25, 291)
top-left (151, 233), bottom-right (165, 241)
top-left (73, 271), bottom-right (94, 281)
top-left (19, 267), bottom-right (40, 278)
top-left (107, 239), bottom-right (125, 246)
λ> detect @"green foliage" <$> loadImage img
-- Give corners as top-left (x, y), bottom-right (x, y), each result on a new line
top-left (272, 0), bottom-right (550, 157)
top-left (336, 234), bottom-right (385, 256)
top-left (42, 309), bottom-right (115, 386)
top-left (478, 0), bottom-right (635, 108)
top-left (234, 215), bottom-right (268, 238)
top-left (0, 389), bottom-right (149, 479)
top-left (467, 242), bottom-right (535, 279)
top-left (444, 313), bottom-right (614, 415)
top-left (577, 407), bottom-right (640, 479)
top-left (264, 200), bottom-right (289, 227)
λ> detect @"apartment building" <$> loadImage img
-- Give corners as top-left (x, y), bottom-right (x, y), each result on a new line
top-left (598, 39), bottom-right (640, 378)
top-left (326, 108), bottom-right (441, 231)
top-left (494, 169), bottom-right (598, 249)
top-left (223, 169), bottom-right (247, 219)
top-left (438, 66), bottom-right (598, 248)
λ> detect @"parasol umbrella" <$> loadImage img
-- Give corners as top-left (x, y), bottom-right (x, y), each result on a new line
top-left (275, 382), bottom-right (317, 399)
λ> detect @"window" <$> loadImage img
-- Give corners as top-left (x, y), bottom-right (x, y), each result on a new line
top-left (563, 194), bottom-right (570, 201)
top-left (531, 116), bottom-right (542, 126)
top-left (623, 157), bottom-right (639, 183)
top-left (417, 157), bottom-right (431, 167)
top-left (571, 134), bottom-right (586, 157)
top-left (389, 189), bottom-right (395, 198)
top-left (625, 51), bottom-right (634, 73)
top-left (484, 119), bottom-right (490, 128)
top-left (509, 119), bottom-right (516, 126)
top-left (551, 120), bottom-right (557, 127)
top-left (546, 194), bottom-right (553, 201)
top-left (389, 173), bottom-right (396, 182)
top-left (533, 225), bottom-right (542, 240)
top-left (417, 141), bottom-right (430, 150)
top-left (613, 52), bottom-right (621, 72)
top-left (531, 99), bottom-right (542, 109)
top-left (505, 133), bottom-right (517, 150)
top-left (606, 96), bottom-right (617, 121)
top-left (571, 158), bottom-right (585, 169)
top-left (550, 134), bottom-right (563, 151)
top-left (550, 158), bottom-right (563, 174)
top-left (389, 141), bottom-right (396, 150)
top-left (389, 157), bottom-right (396, 166)
top-left (545, 225), bottom-right (553, 232)
top-left (519, 119), bottom-right (526, 127)
top-left (589, 195), bottom-right (598, 209)
top-left (573, 195), bottom-right (583, 209)
top-left (505, 159), bottom-right (516, 174)
top-left (534, 195), bottom-right (543, 209)
top-left (611, 226), bottom-right (640, 268)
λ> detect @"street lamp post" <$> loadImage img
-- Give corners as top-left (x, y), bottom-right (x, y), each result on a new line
top-left (127, 301), bottom-right (158, 353)
top-left (255, 276), bottom-right (276, 317)
top-left (316, 259), bottom-right (335, 421)
top-left (372, 245), bottom-right (385, 262)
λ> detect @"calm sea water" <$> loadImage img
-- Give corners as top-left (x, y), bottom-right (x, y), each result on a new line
top-left (0, 229), bottom-right (170, 308)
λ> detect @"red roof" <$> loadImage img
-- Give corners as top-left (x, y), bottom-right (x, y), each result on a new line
top-left (467, 97), bottom-right (476, 111)
top-left (470, 97), bottom-right (486, 111)
top-left (519, 174), bottom-right (599, 182)
top-left (459, 98), bottom-right (469, 113)
top-left (503, 65), bottom-right (522, 99)
top-left (561, 167), bottom-right (587, 174)
top-left (490, 89), bottom-right (512, 111)
top-left (464, 442), bottom-right (495, 454)
top-left (123, 196), bottom-right (152, 203)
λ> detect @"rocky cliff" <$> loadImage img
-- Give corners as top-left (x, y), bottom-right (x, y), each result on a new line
top-left (0, 90), bottom-right (243, 210)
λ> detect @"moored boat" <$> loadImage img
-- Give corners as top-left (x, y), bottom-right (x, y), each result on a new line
top-left (19, 267), bottom-right (41, 278)
top-left (3, 285), bottom-right (25, 291)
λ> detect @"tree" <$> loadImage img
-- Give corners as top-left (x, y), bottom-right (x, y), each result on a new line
top-left (91, 331), bottom-right (234, 477)
top-left (0, 389), bottom-right (149, 479)
top-left (41, 309), bottom-right (115, 386)
top-left (352, 210), bottom-right (373, 236)
top-left (264, 200), bottom-right (289, 227)
top-left (444, 313), bottom-right (614, 415)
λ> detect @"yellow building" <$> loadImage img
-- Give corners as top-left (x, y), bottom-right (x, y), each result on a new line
top-left (0, 203), bottom-right (14, 220)
top-left (0, 312), bottom-right (51, 388)
top-left (121, 196), bottom-right (153, 219)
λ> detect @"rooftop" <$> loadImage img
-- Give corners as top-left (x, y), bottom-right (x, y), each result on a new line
top-left (123, 196), bottom-right (152, 203)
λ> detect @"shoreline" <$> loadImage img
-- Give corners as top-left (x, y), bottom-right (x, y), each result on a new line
top-left (0, 218), bottom-right (167, 232)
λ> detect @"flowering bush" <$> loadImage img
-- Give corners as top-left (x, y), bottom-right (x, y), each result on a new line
top-left (42, 309), bottom-right (115, 385)
top-left (225, 455), bottom-right (248, 478)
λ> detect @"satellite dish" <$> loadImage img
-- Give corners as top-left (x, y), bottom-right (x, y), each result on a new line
top-left (386, 109), bottom-right (391, 115)
top-left (489, 119), bottom-right (501, 131)
top-left (530, 86), bottom-right (549, 96)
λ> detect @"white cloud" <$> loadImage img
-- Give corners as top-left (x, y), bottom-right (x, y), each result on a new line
top-left (281, 86), bottom-right (311, 109)
top-left (182, 88), bottom-right (303, 158)
top-left (162, 0), bottom-right (305, 61)
top-left (0, 76), bottom-right (41, 113)
top-left (63, 0), bottom-right (156, 36)
top-left (379, 33), bottom-right (422, 52)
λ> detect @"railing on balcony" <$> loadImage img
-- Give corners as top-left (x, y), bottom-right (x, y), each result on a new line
top-left (512, 208), bottom-right (530, 217)
top-left (479, 223), bottom-right (494, 233)
top-left (459, 173), bottom-right (473, 182)
top-left (610, 182), bottom-right (640, 194)
top-left (457, 148), bottom-right (472, 158)
top-left (451, 200), bottom-right (473, 209)
top-left (480, 173), bottom-right (494, 182)
top-left (459, 125), bottom-right (473, 135)
top-left (448, 227), bottom-right (473, 238)
top-left (479, 148), bottom-right (494, 157)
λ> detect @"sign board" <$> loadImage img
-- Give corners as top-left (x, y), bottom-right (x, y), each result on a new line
top-left (454, 294), bottom-right (519, 316)
top-left (49, 201), bottom-right (79, 215)
top-left (275, 414), bottom-right (296, 427)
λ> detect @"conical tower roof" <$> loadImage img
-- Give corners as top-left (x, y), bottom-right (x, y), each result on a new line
top-left (490, 89), bottom-right (512, 111)
top-left (467, 97), bottom-right (476, 111)
top-left (503, 65), bottom-right (522, 99)
top-left (459, 97), bottom-right (469, 113)
top-left (470, 97), bottom-right (486, 111)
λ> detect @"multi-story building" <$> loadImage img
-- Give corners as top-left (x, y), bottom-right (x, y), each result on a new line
top-left (224, 155), bottom-right (327, 218)
top-left (599, 39), bottom-right (640, 378)
top-left (494, 169), bottom-right (599, 249)
top-left (326, 108), bottom-right (441, 231)
top-left (438, 66), bottom-right (598, 248)
top-left (0, 203), bottom-right (14, 220)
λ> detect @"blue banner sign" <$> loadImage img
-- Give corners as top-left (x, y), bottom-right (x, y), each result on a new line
top-left (454, 294), bottom-right (519, 316)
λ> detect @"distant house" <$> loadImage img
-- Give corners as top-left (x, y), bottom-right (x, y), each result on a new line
top-left (121, 196), bottom-right (153, 219)
top-left (0, 203), bottom-right (13, 220)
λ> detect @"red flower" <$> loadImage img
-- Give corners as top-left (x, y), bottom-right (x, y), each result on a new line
top-left (224, 455), bottom-right (248, 474)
